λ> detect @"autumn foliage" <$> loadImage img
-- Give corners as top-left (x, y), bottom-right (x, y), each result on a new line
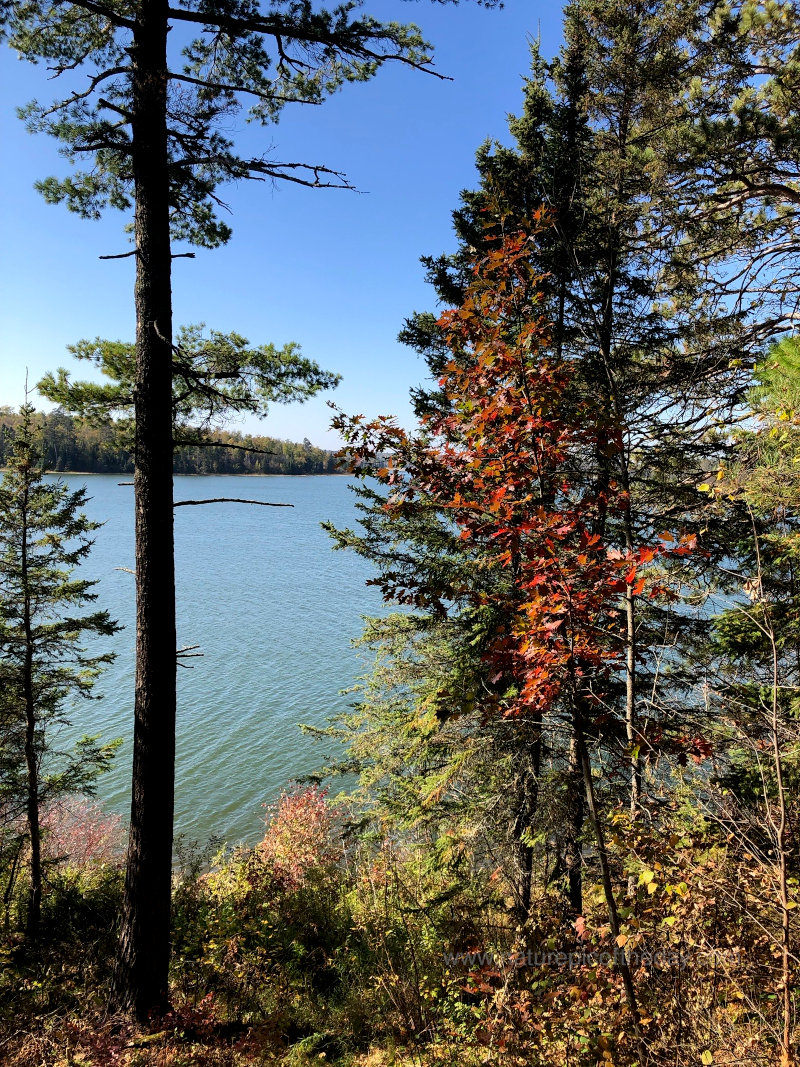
top-left (335, 220), bottom-right (673, 723)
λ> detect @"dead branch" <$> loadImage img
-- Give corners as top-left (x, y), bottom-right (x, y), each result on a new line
top-left (173, 497), bottom-right (293, 507)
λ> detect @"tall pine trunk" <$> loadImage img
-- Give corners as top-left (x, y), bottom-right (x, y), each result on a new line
top-left (112, 0), bottom-right (177, 1019)
top-left (574, 708), bottom-right (648, 1064)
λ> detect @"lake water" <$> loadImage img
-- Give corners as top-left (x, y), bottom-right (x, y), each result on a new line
top-left (53, 475), bottom-right (384, 847)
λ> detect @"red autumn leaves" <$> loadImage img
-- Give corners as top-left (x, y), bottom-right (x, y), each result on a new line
top-left (335, 223), bottom-right (693, 720)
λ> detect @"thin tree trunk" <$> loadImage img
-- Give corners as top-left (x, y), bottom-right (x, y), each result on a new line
top-left (23, 677), bottom-right (41, 940)
top-left (619, 468), bottom-right (641, 820)
top-left (112, 0), bottom-right (177, 1020)
top-left (771, 634), bottom-right (793, 1066)
top-left (574, 719), bottom-right (648, 1064)
top-left (564, 735), bottom-right (584, 916)
top-left (21, 475), bottom-right (42, 939)
top-left (511, 721), bottom-right (541, 925)
top-left (758, 519), bottom-right (794, 1066)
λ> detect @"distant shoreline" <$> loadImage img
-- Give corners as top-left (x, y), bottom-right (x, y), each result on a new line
top-left (1, 469), bottom-right (347, 477)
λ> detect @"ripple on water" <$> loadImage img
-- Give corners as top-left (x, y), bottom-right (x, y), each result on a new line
top-left (52, 474), bottom-right (384, 846)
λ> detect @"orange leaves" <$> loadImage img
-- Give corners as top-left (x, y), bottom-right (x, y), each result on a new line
top-left (335, 221), bottom-right (701, 720)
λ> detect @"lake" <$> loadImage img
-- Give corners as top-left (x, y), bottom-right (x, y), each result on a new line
top-left (53, 474), bottom-right (385, 848)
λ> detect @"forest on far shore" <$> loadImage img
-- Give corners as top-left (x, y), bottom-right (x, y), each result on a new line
top-left (0, 408), bottom-right (338, 476)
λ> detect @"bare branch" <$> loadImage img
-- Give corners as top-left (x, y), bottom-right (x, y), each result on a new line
top-left (173, 438), bottom-right (275, 456)
top-left (38, 65), bottom-right (130, 114)
top-left (177, 643), bottom-right (203, 668)
top-left (246, 158), bottom-right (356, 189)
top-left (173, 497), bottom-right (293, 507)
top-left (98, 96), bottom-right (131, 119)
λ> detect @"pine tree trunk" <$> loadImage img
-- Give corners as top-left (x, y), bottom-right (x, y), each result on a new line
top-left (112, 0), bottom-right (177, 1020)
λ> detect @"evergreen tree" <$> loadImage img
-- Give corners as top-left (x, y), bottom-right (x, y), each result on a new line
top-left (37, 324), bottom-right (340, 457)
top-left (0, 405), bottom-right (120, 937)
top-left (395, 0), bottom-right (764, 908)
top-left (0, 0), bottom-right (498, 1014)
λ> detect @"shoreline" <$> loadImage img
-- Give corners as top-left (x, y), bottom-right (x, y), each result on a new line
top-left (2, 469), bottom-right (347, 477)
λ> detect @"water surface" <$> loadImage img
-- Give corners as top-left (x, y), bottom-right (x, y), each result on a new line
top-left (56, 474), bottom-right (382, 846)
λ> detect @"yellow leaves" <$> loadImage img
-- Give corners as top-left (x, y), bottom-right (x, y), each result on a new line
top-left (616, 934), bottom-right (628, 948)
top-left (665, 880), bottom-right (689, 898)
top-left (701, 1051), bottom-right (714, 1065)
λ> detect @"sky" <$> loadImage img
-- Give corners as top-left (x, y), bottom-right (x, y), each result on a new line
top-left (0, 1), bottom-right (564, 448)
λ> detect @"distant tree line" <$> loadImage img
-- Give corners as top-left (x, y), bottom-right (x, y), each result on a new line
top-left (0, 409), bottom-right (338, 476)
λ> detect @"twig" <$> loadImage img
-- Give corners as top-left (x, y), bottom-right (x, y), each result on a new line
top-left (177, 644), bottom-right (203, 668)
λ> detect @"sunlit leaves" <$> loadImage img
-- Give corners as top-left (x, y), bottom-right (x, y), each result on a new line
top-left (335, 222), bottom-right (666, 719)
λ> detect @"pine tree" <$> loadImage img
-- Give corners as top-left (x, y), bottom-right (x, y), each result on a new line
top-left (0, 0), bottom-right (498, 1015)
top-left (37, 324), bottom-right (340, 456)
top-left (0, 404), bottom-right (120, 937)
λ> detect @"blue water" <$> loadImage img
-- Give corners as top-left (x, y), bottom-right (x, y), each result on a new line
top-left (53, 475), bottom-right (383, 847)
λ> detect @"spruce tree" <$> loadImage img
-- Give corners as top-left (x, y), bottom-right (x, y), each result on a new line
top-left (0, 404), bottom-right (120, 937)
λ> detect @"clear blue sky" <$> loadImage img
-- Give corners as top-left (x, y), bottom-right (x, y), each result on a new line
top-left (0, 1), bottom-right (564, 448)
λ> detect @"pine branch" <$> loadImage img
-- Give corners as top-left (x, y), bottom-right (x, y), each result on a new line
top-left (168, 71), bottom-right (322, 107)
top-left (53, 0), bottom-right (135, 31)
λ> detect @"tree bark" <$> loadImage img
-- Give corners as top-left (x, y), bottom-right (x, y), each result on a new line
top-left (112, 0), bottom-right (177, 1020)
